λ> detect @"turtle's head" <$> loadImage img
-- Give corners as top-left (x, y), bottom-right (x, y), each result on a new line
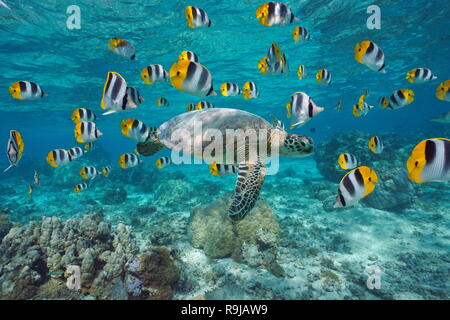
top-left (280, 133), bottom-right (314, 157)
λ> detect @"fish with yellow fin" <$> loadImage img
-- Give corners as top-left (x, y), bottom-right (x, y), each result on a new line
top-left (297, 65), bottom-right (306, 80)
top-left (185, 6), bottom-right (212, 29)
top-left (379, 89), bottom-right (414, 110)
top-left (141, 65), bottom-right (169, 84)
top-left (242, 81), bottom-right (259, 99)
top-left (256, 2), bottom-right (298, 26)
top-left (220, 83), bottom-right (241, 96)
top-left (333, 166), bottom-right (378, 208)
top-left (120, 119), bottom-right (156, 143)
top-left (71, 108), bottom-right (97, 124)
top-left (316, 69), bottom-right (331, 85)
top-left (170, 60), bottom-right (217, 97)
top-left (406, 68), bottom-right (437, 83)
top-left (108, 38), bottom-right (136, 60)
top-left (354, 41), bottom-right (386, 73)
top-left (9, 81), bottom-right (46, 100)
top-left (292, 26), bottom-right (310, 42)
top-left (337, 153), bottom-right (358, 170)
top-left (118, 153), bottom-right (141, 169)
top-left (436, 80), bottom-right (450, 101)
top-left (74, 182), bottom-right (88, 193)
top-left (195, 101), bottom-right (215, 110)
top-left (156, 97), bottom-right (170, 107)
top-left (102, 165), bottom-right (112, 178)
top-left (80, 166), bottom-right (101, 180)
top-left (155, 157), bottom-right (171, 169)
top-left (46, 149), bottom-right (72, 168)
top-left (179, 50), bottom-right (199, 63)
top-left (101, 72), bottom-right (143, 115)
top-left (74, 121), bottom-right (103, 143)
top-left (4, 130), bottom-right (24, 172)
top-left (406, 138), bottom-right (450, 183)
top-left (368, 136), bottom-right (383, 154)
top-left (286, 92), bottom-right (324, 129)
top-left (209, 162), bottom-right (237, 177)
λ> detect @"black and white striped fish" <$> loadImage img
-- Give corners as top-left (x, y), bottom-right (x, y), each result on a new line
top-left (141, 64), bottom-right (169, 84)
top-left (195, 101), bottom-right (215, 110)
top-left (156, 97), bottom-right (170, 107)
top-left (4, 130), bottom-right (24, 172)
top-left (71, 108), bottom-right (97, 124)
top-left (156, 156), bottom-right (171, 169)
top-left (74, 121), bottom-right (103, 143)
top-left (74, 182), bottom-right (88, 193)
top-left (170, 60), bottom-right (217, 97)
top-left (338, 153), bottom-right (358, 170)
top-left (100, 72), bottom-right (129, 115)
top-left (46, 149), bottom-right (73, 168)
top-left (256, 2), bottom-right (298, 27)
top-left (242, 81), bottom-right (259, 99)
top-left (102, 165), bottom-right (112, 178)
top-left (379, 89), bottom-right (414, 110)
top-left (120, 118), bottom-right (156, 143)
top-left (220, 82), bottom-right (241, 96)
top-left (354, 41), bottom-right (386, 73)
top-left (67, 147), bottom-right (85, 160)
top-left (9, 81), bottom-right (46, 100)
top-left (286, 92), bottom-right (324, 129)
top-left (407, 138), bottom-right (450, 183)
top-left (406, 68), bottom-right (437, 83)
top-left (80, 166), bottom-right (101, 180)
top-left (179, 50), bottom-right (199, 63)
top-left (185, 6), bottom-right (212, 29)
top-left (334, 166), bottom-right (378, 208)
top-left (292, 26), bottom-right (310, 42)
top-left (316, 69), bottom-right (331, 85)
top-left (118, 153), bottom-right (141, 169)
top-left (368, 136), bottom-right (384, 154)
top-left (209, 162), bottom-right (238, 177)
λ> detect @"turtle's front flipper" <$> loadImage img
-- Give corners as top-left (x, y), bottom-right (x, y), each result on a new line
top-left (228, 160), bottom-right (266, 221)
top-left (136, 141), bottom-right (166, 157)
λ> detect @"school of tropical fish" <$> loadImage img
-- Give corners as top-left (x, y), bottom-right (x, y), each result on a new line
top-left (3, 2), bottom-right (450, 212)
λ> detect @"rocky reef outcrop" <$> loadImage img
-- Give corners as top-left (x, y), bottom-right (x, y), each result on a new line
top-left (0, 214), bottom-right (138, 299)
top-left (125, 247), bottom-right (180, 300)
top-left (188, 195), bottom-right (283, 276)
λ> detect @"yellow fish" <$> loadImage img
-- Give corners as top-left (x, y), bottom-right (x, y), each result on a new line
top-left (436, 80), bottom-right (450, 102)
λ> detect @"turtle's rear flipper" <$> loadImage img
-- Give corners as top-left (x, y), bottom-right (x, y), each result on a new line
top-left (228, 160), bottom-right (266, 221)
top-left (136, 141), bottom-right (166, 157)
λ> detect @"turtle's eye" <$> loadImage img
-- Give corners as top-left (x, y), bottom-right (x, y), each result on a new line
top-left (415, 161), bottom-right (419, 167)
top-left (177, 71), bottom-right (180, 76)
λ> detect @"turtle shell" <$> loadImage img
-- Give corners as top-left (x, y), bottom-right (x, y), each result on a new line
top-left (158, 108), bottom-right (274, 164)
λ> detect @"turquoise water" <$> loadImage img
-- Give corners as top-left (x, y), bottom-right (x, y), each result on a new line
top-left (0, 0), bottom-right (449, 300)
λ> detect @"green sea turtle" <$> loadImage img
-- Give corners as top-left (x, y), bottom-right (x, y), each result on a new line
top-left (137, 108), bottom-right (314, 220)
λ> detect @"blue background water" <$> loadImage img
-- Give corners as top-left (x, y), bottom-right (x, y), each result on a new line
top-left (0, 0), bottom-right (449, 163)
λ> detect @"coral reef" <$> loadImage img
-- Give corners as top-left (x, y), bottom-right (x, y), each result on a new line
top-left (0, 212), bottom-right (11, 241)
top-left (125, 247), bottom-right (180, 300)
top-left (101, 186), bottom-right (128, 205)
top-left (188, 195), bottom-right (282, 275)
top-left (0, 214), bottom-right (137, 299)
